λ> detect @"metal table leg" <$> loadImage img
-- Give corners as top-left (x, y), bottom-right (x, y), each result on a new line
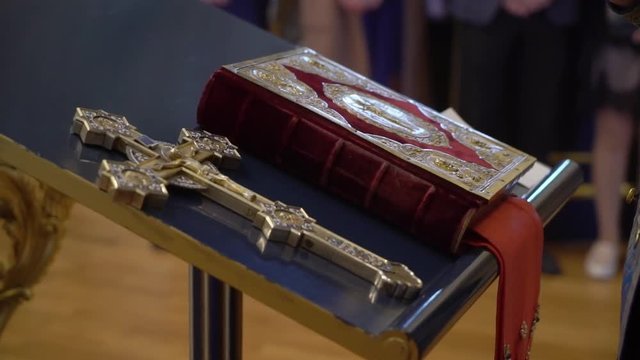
top-left (190, 266), bottom-right (243, 360)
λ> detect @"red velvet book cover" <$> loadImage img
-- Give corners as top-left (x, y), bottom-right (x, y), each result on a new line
top-left (197, 48), bottom-right (535, 253)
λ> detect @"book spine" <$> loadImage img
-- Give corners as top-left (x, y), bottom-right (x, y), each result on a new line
top-left (198, 69), bottom-right (474, 253)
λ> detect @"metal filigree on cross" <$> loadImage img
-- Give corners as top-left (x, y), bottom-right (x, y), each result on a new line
top-left (71, 107), bottom-right (422, 300)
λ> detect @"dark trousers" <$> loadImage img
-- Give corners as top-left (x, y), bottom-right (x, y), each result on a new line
top-left (363, 0), bottom-right (403, 89)
top-left (427, 18), bottom-right (454, 111)
top-left (455, 10), bottom-right (572, 161)
top-left (221, 0), bottom-right (269, 29)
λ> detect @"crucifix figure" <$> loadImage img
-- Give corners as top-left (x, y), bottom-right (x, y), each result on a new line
top-left (71, 107), bottom-right (422, 300)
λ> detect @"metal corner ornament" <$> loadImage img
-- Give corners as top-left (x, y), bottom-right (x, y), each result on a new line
top-left (71, 107), bottom-right (422, 300)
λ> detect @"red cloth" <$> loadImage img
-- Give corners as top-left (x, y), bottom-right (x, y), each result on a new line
top-left (466, 197), bottom-right (543, 360)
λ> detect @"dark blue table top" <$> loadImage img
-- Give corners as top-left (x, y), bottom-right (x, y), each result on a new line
top-left (0, 1), bottom-right (497, 358)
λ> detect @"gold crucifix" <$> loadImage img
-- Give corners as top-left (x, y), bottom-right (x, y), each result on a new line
top-left (71, 107), bottom-right (422, 300)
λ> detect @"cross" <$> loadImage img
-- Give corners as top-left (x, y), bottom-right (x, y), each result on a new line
top-left (71, 107), bottom-right (422, 300)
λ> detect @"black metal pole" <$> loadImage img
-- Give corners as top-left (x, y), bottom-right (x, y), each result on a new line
top-left (190, 266), bottom-right (243, 360)
top-left (190, 266), bottom-right (204, 360)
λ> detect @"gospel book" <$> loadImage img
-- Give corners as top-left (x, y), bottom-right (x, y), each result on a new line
top-left (197, 48), bottom-right (535, 253)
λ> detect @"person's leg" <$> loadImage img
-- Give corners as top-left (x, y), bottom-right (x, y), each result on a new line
top-left (454, 11), bottom-right (518, 142)
top-left (220, 0), bottom-right (270, 29)
top-left (586, 43), bottom-right (640, 279)
top-left (362, 0), bottom-right (403, 89)
top-left (587, 106), bottom-right (634, 279)
top-left (426, 18), bottom-right (453, 110)
top-left (514, 14), bottom-right (571, 162)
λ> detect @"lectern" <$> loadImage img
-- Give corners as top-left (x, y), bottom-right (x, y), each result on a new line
top-left (0, 1), bottom-right (581, 359)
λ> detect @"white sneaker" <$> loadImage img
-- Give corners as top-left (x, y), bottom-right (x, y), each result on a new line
top-left (584, 240), bottom-right (620, 280)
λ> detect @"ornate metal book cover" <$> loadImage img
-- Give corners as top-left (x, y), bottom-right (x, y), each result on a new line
top-left (197, 47), bottom-right (536, 253)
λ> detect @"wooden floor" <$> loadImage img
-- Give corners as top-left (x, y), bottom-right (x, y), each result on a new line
top-left (0, 205), bottom-right (622, 359)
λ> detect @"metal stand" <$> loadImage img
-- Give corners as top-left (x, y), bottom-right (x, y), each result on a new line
top-left (190, 266), bottom-right (243, 360)
top-left (186, 160), bottom-right (582, 360)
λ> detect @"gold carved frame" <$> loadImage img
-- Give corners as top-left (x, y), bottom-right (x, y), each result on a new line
top-left (0, 164), bottom-right (73, 335)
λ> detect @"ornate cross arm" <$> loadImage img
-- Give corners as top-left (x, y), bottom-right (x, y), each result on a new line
top-left (71, 108), bottom-right (422, 300)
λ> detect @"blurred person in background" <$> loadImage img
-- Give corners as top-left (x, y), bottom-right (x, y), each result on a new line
top-left (425, 0), bottom-right (454, 111)
top-left (585, 5), bottom-right (640, 280)
top-left (359, 0), bottom-right (403, 90)
top-left (603, 2), bottom-right (640, 359)
top-left (201, 0), bottom-right (271, 29)
top-left (297, 0), bottom-right (371, 76)
top-left (449, 0), bottom-right (578, 162)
